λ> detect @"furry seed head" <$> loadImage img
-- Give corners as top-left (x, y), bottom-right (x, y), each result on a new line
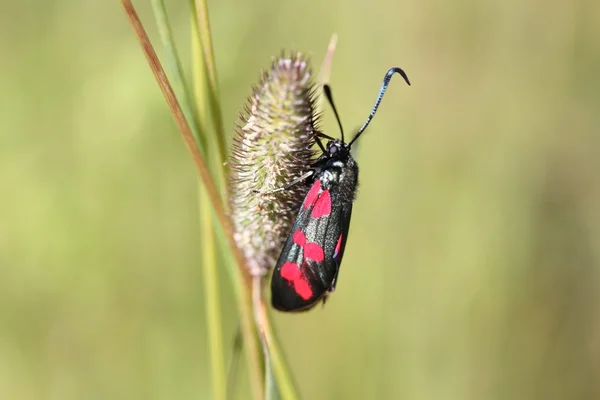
top-left (229, 53), bottom-right (319, 277)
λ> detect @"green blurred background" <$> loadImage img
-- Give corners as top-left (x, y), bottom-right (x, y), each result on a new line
top-left (2, 0), bottom-right (599, 399)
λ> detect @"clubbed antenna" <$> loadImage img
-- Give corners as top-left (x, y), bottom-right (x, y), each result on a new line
top-left (349, 67), bottom-right (411, 146)
top-left (229, 54), bottom-right (319, 277)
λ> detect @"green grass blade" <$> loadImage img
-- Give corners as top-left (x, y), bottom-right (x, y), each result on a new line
top-left (189, 2), bottom-right (264, 398)
top-left (254, 293), bottom-right (299, 400)
top-left (264, 338), bottom-right (281, 400)
top-left (191, 0), bottom-right (228, 174)
top-left (150, 2), bottom-right (227, 398)
top-left (252, 278), bottom-right (281, 400)
top-left (151, 0), bottom-right (206, 153)
top-left (189, 1), bottom-right (228, 206)
top-left (215, 225), bottom-right (265, 400)
top-left (263, 312), bottom-right (299, 400)
top-left (225, 326), bottom-right (243, 399)
top-left (199, 185), bottom-right (226, 400)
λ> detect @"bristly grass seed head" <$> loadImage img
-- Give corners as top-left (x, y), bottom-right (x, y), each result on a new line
top-left (229, 53), bottom-right (318, 277)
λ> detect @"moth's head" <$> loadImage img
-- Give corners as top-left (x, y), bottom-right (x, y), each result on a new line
top-left (326, 139), bottom-right (350, 159)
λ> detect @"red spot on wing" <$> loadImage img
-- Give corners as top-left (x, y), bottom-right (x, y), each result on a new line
top-left (292, 230), bottom-right (306, 246)
top-left (281, 262), bottom-right (300, 280)
top-left (312, 190), bottom-right (332, 218)
top-left (294, 278), bottom-right (313, 300)
top-left (303, 180), bottom-right (321, 209)
top-left (292, 229), bottom-right (324, 261)
top-left (304, 243), bottom-right (324, 262)
top-left (280, 261), bottom-right (313, 300)
top-left (333, 234), bottom-right (343, 259)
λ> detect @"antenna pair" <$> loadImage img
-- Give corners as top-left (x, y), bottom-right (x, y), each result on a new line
top-left (319, 67), bottom-right (411, 147)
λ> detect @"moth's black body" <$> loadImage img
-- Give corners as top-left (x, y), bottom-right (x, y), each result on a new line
top-left (269, 67), bottom-right (410, 312)
top-left (271, 141), bottom-right (358, 311)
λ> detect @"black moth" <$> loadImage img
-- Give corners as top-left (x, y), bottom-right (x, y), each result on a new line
top-left (269, 67), bottom-right (410, 312)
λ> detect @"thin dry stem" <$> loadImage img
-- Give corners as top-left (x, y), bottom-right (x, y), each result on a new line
top-left (318, 33), bottom-right (338, 85)
top-left (120, 0), bottom-right (251, 287)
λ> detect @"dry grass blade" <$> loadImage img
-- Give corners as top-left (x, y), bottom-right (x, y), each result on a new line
top-left (119, 0), bottom-right (251, 287)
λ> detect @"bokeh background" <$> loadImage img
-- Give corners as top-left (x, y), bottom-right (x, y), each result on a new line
top-left (2, 0), bottom-right (600, 399)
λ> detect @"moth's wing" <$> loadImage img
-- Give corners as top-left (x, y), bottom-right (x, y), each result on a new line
top-left (271, 180), bottom-right (352, 312)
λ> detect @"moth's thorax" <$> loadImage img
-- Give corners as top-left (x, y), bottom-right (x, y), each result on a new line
top-left (314, 139), bottom-right (359, 203)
